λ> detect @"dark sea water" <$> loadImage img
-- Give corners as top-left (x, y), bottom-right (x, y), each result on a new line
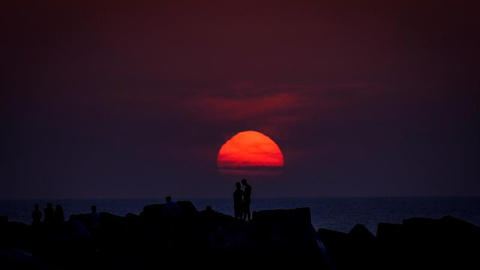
top-left (1, 197), bottom-right (480, 235)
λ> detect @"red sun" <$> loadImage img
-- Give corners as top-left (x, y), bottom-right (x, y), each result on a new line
top-left (217, 130), bottom-right (284, 175)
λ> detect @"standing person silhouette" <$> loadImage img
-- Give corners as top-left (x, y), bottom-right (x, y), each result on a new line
top-left (54, 204), bottom-right (65, 225)
top-left (43, 203), bottom-right (55, 225)
top-left (241, 179), bottom-right (252, 221)
top-left (163, 195), bottom-right (182, 245)
top-left (233, 182), bottom-right (244, 219)
top-left (90, 205), bottom-right (100, 229)
top-left (89, 205), bottom-right (100, 250)
top-left (31, 203), bottom-right (42, 227)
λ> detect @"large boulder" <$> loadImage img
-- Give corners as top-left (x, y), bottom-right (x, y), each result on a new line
top-left (251, 207), bottom-right (329, 268)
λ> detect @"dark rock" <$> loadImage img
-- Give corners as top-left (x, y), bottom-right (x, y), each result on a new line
top-left (177, 200), bottom-right (198, 216)
top-left (1, 203), bottom-right (480, 270)
top-left (251, 207), bottom-right (329, 268)
top-left (318, 224), bottom-right (378, 270)
top-left (0, 216), bottom-right (8, 223)
top-left (317, 228), bottom-right (348, 269)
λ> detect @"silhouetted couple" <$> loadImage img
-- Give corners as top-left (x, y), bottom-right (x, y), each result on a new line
top-left (233, 178), bottom-right (252, 221)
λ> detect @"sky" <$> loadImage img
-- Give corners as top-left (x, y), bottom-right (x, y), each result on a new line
top-left (2, 0), bottom-right (479, 199)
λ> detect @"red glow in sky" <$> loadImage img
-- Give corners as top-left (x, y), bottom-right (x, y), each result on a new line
top-left (2, 0), bottom-right (479, 198)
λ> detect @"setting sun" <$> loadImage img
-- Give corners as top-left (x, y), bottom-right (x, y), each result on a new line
top-left (217, 130), bottom-right (284, 175)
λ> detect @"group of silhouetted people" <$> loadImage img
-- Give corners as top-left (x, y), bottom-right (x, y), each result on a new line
top-left (31, 202), bottom-right (100, 230)
top-left (30, 182), bottom-right (253, 230)
top-left (31, 202), bottom-right (65, 227)
top-left (233, 178), bottom-right (252, 221)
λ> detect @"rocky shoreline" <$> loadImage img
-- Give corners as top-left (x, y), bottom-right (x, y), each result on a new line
top-left (1, 200), bottom-right (479, 269)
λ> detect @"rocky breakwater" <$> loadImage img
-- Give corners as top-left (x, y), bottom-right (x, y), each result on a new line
top-left (0, 201), bottom-right (328, 269)
top-left (1, 202), bottom-right (479, 270)
top-left (318, 215), bottom-right (480, 269)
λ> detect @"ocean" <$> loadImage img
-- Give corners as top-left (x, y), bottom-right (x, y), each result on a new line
top-left (1, 196), bottom-right (480, 235)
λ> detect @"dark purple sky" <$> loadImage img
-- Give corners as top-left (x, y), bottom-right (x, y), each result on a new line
top-left (2, 0), bottom-right (479, 199)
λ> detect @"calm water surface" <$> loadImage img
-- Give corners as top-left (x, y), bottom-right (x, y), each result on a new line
top-left (1, 197), bottom-right (479, 235)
